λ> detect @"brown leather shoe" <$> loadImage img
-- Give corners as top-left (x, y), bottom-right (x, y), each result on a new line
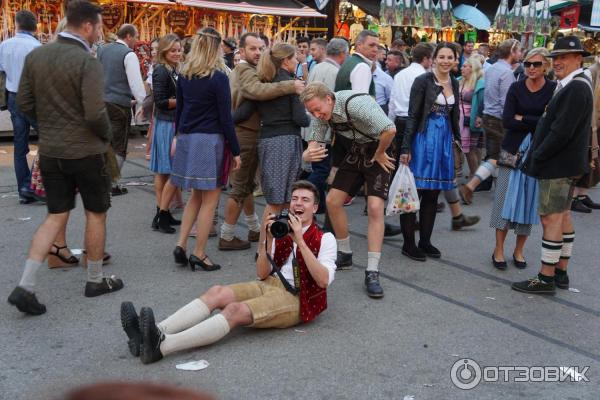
top-left (459, 184), bottom-right (473, 205)
top-left (247, 230), bottom-right (260, 242)
top-left (219, 236), bottom-right (251, 251)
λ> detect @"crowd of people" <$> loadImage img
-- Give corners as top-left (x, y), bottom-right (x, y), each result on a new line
top-left (3, 0), bottom-right (598, 365)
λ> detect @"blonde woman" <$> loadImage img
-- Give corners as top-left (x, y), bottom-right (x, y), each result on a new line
top-left (233, 43), bottom-right (310, 243)
top-left (171, 28), bottom-right (241, 271)
top-left (151, 34), bottom-right (183, 234)
top-left (458, 56), bottom-right (484, 178)
top-left (490, 47), bottom-right (556, 270)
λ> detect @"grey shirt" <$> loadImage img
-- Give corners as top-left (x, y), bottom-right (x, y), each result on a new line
top-left (483, 59), bottom-right (515, 119)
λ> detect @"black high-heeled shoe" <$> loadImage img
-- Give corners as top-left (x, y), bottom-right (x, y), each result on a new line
top-left (189, 254), bottom-right (221, 272)
top-left (167, 210), bottom-right (181, 226)
top-left (173, 246), bottom-right (188, 266)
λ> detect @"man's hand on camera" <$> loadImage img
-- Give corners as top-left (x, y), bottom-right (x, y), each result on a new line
top-left (288, 213), bottom-right (304, 244)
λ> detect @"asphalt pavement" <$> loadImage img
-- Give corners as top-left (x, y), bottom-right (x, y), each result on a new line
top-left (1, 137), bottom-right (599, 400)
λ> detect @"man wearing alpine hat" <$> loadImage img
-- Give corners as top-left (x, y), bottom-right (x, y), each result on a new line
top-left (512, 36), bottom-right (593, 295)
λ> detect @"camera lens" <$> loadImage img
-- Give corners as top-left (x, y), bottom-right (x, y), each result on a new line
top-left (270, 220), bottom-right (289, 239)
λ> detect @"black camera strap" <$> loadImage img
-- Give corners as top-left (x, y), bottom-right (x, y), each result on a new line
top-left (265, 240), bottom-right (299, 296)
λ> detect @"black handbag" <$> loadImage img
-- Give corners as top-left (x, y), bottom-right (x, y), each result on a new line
top-left (497, 149), bottom-right (522, 169)
top-left (460, 85), bottom-right (470, 127)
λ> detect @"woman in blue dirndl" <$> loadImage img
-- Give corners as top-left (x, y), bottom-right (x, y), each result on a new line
top-left (399, 43), bottom-right (462, 260)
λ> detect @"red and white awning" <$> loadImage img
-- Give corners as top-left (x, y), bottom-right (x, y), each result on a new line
top-left (178, 0), bottom-right (326, 18)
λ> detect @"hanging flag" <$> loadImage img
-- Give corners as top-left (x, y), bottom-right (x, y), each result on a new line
top-left (420, 0), bottom-right (435, 28)
top-left (539, 0), bottom-right (551, 35)
top-left (592, 0), bottom-right (600, 27)
top-left (381, 0), bottom-right (397, 25)
top-left (433, 0), bottom-right (442, 30)
top-left (314, 0), bottom-right (329, 11)
top-left (524, 0), bottom-right (537, 33)
top-left (440, 0), bottom-right (454, 29)
top-left (401, 0), bottom-right (417, 27)
top-left (494, 0), bottom-right (509, 31)
top-left (509, 0), bottom-right (524, 33)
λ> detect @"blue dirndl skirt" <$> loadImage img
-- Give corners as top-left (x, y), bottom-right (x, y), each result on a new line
top-left (501, 134), bottom-right (540, 225)
top-left (149, 118), bottom-right (176, 174)
top-left (409, 112), bottom-right (455, 190)
top-left (170, 133), bottom-right (224, 190)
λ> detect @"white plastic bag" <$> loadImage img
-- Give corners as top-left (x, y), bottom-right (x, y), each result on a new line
top-left (386, 164), bottom-right (420, 216)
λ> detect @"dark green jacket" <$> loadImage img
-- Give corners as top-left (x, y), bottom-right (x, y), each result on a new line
top-left (17, 36), bottom-right (111, 159)
top-left (334, 53), bottom-right (376, 95)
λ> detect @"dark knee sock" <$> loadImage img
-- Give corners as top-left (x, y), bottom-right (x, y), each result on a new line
top-left (418, 189), bottom-right (440, 246)
top-left (400, 212), bottom-right (417, 249)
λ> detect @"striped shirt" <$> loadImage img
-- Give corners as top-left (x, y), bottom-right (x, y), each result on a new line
top-left (310, 90), bottom-right (396, 143)
top-left (483, 59), bottom-right (515, 119)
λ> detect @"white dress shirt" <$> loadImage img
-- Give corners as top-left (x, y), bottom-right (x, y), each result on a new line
top-left (388, 62), bottom-right (427, 119)
top-left (349, 52), bottom-right (374, 93)
top-left (270, 227), bottom-right (337, 286)
top-left (0, 32), bottom-right (41, 92)
top-left (116, 39), bottom-right (146, 105)
top-left (558, 68), bottom-right (585, 90)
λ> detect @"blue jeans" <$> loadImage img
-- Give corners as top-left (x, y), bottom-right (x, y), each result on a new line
top-left (307, 145), bottom-right (331, 214)
top-left (8, 91), bottom-right (32, 192)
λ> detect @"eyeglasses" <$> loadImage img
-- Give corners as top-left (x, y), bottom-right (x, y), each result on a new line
top-left (524, 61), bottom-right (543, 68)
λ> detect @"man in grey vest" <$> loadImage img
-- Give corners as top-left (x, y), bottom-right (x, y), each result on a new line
top-left (97, 24), bottom-right (146, 196)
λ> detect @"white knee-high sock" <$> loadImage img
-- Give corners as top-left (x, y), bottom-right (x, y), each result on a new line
top-left (220, 222), bottom-right (236, 241)
top-left (160, 314), bottom-right (230, 356)
top-left (367, 252), bottom-right (381, 272)
top-left (474, 161), bottom-right (495, 182)
top-left (157, 299), bottom-right (211, 334)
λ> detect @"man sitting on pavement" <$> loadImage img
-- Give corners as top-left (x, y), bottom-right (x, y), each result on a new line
top-left (120, 181), bottom-right (336, 364)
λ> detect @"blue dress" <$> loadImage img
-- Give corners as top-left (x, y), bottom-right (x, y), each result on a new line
top-left (409, 94), bottom-right (455, 190)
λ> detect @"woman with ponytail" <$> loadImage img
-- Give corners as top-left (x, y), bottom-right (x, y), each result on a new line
top-left (234, 43), bottom-right (310, 242)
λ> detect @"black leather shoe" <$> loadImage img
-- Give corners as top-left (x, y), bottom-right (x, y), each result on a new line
top-left (492, 255), bottom-right (508, 270)
top-left (167, 210), bottom-right (181, 226)
top-left (84, 276), bottom-right (124, 297)
top-left (157, 210), bottom-right (176, 234)
top-left (189, 254), bottom-right (221, 272)
top-left (474, 176), bottom-right (493, 192)
top-left (419, 243), bottom-right (441, 258)
top-left (512, 255), bottom-right (527, 269)
top-left (436, 202), bottom-right (445, 213)
top-left (401, 246), bottom-right (426, 261)
top-left (384, 223), bottom-right (402, 237)
top-left (511, 277), bottom-right (555, 295)
top-left (8, 286), bottom-right (46, 315)
top-left (151, 207), bottom-right (159, 230)
top-left (111, 185), bottom-right (128, 196)
top-left (140, 307), bottom-right (164, 365)
top-left (335, 251), bottom-right (353, 270)
top-left (571, 198), bottom-right (591, 213)
top-left (173, 246), bottom-right (188, 266)
top-left (554, 271), bottom-right (570, 289)
top-left (452, 214), bottom-right (480, 231)
top-left (365, 271), bottom-right (384, 298)
top-left (120, 302), bottom-right (141, 357)
top-left (580, 195), bottom-right (600, 210)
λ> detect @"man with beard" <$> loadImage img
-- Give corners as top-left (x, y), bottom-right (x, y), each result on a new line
top-left (219, 33), bottom-right (304, 251)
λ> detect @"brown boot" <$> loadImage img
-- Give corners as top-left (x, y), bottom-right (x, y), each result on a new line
top-left (219, 236), bottom-right (251, 251)
top-left (247, 230), bottom-right (260, 242)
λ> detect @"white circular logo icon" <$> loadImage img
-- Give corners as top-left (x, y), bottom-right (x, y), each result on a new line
top-left (451, 358), bottom-right (482, 390)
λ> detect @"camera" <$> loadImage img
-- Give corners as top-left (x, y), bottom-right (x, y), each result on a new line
top-left (269, 209), bottom-right (290, 239)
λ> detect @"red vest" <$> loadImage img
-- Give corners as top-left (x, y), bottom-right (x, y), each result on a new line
top-left (273, 223), bottom-right (327, 323)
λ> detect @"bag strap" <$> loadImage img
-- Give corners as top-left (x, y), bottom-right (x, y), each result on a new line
top-left (265, 240), bottom-right (299, 295)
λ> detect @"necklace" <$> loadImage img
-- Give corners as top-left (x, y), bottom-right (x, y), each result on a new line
top-left (434, 72), bottom-right (450, 84)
